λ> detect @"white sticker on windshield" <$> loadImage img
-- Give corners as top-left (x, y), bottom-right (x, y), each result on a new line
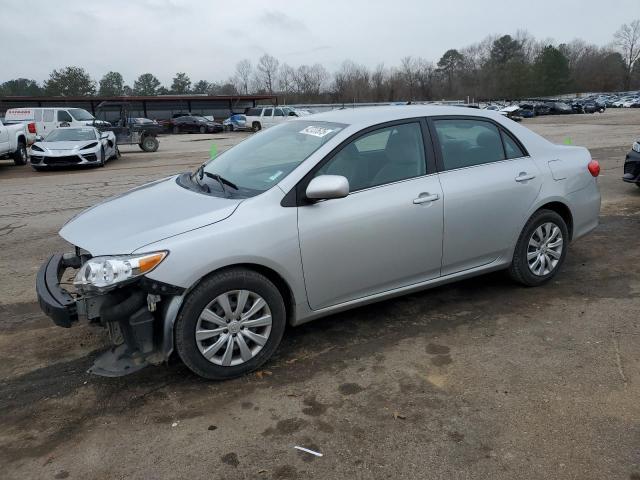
top-left (299, 126), bottom-right (334, 138)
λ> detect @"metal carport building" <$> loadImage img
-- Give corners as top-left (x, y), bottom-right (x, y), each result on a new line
top-left (0, 94), bottom-right (278, 121)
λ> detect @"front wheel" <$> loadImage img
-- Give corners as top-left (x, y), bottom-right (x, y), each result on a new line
top-left (175, 268), bottom-right (286, 380)
top-left (13, 142), bottom-right (27, 165)
top-left (252, 122), bottom-right (261, 132)
top-left (199, 125), bottom-right (206, 134)
top-left (139, 136), bottom-right (159, 152)
top-left (509, 209), bottom-right (568, 286)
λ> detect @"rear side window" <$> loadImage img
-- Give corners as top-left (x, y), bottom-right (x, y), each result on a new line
top-left (274, 108), bottom-right (284, 116)
top-left (246, 108), bottom-right (261, 116)
top-left (57, 110), bottom-right (73, 122)
top-left (34, 109), bottom-right (43, 122)
top-left (263, 108), bottom-right (273, 117)
top-left (501, 131), bottom-right (525, 159)
top-left (433, 119), bottom-right (505, 170)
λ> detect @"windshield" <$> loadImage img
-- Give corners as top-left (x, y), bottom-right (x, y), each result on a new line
top-left (68, 108), bottom-right (94, 121)
top-left (193, 120), bottom-right (345, 197)
top-left (45, 128), bottom-right (97, 142)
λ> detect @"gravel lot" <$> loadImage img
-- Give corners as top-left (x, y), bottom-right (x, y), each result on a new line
top-left (1, 110), bottom-right (639, 480)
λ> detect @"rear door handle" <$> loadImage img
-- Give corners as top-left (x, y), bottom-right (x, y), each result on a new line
top-left (413, 193), bottom-right (440, 204)
top-left (515, 172), bottom-right (536, 182)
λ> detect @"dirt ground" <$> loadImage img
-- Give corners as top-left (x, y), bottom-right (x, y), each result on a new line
top-left (1, 110), bottom-right (639, 480)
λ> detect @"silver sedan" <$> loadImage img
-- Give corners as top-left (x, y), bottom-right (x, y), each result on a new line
top-left (37, 106), bottom-right (601, 379)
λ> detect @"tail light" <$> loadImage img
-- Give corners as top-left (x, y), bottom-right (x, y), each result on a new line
top-left (27, 122), bottom-right (36, 134)
top-left (587, 159), bottom-right (600, 177)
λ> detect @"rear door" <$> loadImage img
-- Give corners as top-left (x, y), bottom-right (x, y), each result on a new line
top-left (262, 108), bottom-right (274, 128)
top-left (430, 117), bottom-right (542, 275)
top-left (41, 109), bottom-right (55, 135)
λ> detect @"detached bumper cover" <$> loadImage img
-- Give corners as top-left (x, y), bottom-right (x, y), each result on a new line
top-left (36, 254), bottom-right (78, 327)
top-left (623, 149), bottom-right (640, 184)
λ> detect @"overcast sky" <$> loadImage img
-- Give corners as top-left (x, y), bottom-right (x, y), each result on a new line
top-left (1, 0), bottom-right (638, 85)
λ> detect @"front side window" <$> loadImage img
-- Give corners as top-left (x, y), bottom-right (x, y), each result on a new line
top-left (315, 122), bottom-right (426, 192)
top-left (57, 110), bottom-right (73, 122)
top-left (246, 108), bottom-right (261, 116)
top-left (274, 108), bottom-right (284, 117)
top-left (263, 108), bottom-right (273, 117)
top-left (192, 121), bottom-right (345, 197)
top-left (433, 119), bottom-right (505, 170)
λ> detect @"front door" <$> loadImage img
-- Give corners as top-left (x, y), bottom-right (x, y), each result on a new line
top-left (297, 121), bottom-right (444, 310)
top-left (430, 117), bottom-right (542, 275)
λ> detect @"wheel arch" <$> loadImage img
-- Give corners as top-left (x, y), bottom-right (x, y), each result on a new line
top-left (535, 200), bottom-right (574, 240)
top-left (161, 262), bottom-right (297, 361)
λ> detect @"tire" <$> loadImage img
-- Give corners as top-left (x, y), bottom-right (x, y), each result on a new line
top-left (252, 122), bottom-right (261, 132)
top-left (173, 126), bottom-right (179, 134)
top-left (98, 146), bottom-right (105, 167)
top-left (140, 136), bottom-right (159, 152)
top-left (509, 209), bottom-right (569, 287)
top-left (175, 268), bottom-right (286, 380)
top-left (12, 141), bottom-right (27, 166)
top-left (636, 183), bottom-right (640, 189)
top-left (199, 125), bottom-right (206, 134)
top-left (229, 124), bottom-right (234, 132)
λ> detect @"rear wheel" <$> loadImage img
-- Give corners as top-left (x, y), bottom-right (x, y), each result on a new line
top-left (509, 209), bottom-right (568, 286)
top-left (139, 136), bottom-right (159, 152)
top-left (13, 141), bottom-right (27, 166)
top-left (199, 125), bottom-right (206, 134)
top-left (173, 126), bottom-right (179, 134)
top-left (175, 268), bottom-right (286, 380)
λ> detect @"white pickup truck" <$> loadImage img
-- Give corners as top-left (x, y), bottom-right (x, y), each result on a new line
top-left (0, 119), bottom-right (28, 165)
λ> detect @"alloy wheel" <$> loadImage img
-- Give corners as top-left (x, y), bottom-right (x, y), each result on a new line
top-left (195, 290), bottom-right (272, 367)
top-left (527, 222), bottom-right (563, 276)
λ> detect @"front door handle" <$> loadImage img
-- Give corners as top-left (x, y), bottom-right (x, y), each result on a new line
top-left (413, 193), bottom-right (440, 204)
top-left (515, 172), bottom-right (536, 182)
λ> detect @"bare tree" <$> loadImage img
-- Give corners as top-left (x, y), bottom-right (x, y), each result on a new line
top-left (256, 54), bottom-right (280, 94)
top-left (614, 20), bottom-right (640, 89)
top-left (400, 56), bottom-right (418, 100)
top-left (278, 63), bottom-right (296, 101)
top-left (234, 59), bottom-right (252, 95)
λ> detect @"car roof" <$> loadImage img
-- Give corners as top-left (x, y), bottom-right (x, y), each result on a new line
top-left (302, 105), bottom-right (509, 128)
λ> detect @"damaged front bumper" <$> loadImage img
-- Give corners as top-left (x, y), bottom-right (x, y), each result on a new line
top-left (36, 251), bottom-right (185, 377)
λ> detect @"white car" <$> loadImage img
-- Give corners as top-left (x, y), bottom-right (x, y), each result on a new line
top-left (4, 107), bottom-right (110, 140)
top-left (0, 119), bottom-right (29, 165)
top-left (244, 106), bottom-right (301, 132)
top-left (30, 126), bottom-right (118, 170)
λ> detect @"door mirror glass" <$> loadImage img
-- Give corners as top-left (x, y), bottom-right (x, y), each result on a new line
top-left (35, 135), bottom-right (44, 142)
top-left (306, 175), bottom-right (349, 200)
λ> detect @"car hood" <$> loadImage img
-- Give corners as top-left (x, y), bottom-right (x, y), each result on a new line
top-left (59, 175), bottom-right (242, 255)
top-left (39, 140), bottom-right (97, 151)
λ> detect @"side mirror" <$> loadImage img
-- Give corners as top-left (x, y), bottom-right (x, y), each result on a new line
top-left (306, 175), bottom-right (349, 201)
top-left (289, 112), bottom-right (298, 116)
top-left (100, 133), bottom-right (109, 139)
top-left (35, 135), bottom-right (44, 142)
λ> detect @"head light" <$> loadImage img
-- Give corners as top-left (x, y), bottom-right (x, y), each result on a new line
top-left (74, 251), bottom-right (167, 292)
top-left (632, 141), bottom-right (640, 153)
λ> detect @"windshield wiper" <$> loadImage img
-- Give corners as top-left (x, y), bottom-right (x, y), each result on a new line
top-left (192, 165), bottom-right (238, 197)
top-left (203, 172), bottom-right (238, 197)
